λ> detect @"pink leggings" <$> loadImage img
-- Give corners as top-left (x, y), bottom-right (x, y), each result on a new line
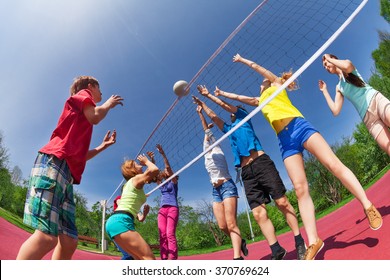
top-left (158, 205), bottom-right (179, 260)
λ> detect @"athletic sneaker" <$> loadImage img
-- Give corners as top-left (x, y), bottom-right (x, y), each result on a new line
top-left (241, 239), bottom-right (248, 256)
top-left (304, 239), bottom-right (324, 260)
top-left (296, 243), bottom-right (306, 260)
top-left (365, 204), bottom-right (383, 230)
top-left (271, 247), bottom-right (286, 260)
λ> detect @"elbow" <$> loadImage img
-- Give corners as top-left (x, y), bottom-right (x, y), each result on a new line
top-left (88, 116), bottom-right (101, 125)
top-left (150, 167), bottom-right (160, 177)
top-left (345, 60), bottom-right (355, 73)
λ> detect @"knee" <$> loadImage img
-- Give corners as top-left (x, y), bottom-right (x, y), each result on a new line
top-left (166, 231), bottom-right (177, 239)
top-left (218, 224), bottom-right (227, 232)
top-left (293, 182), bottom-right (309, 199)
top-left (252, 208), bottom-right (268, 223)
top-left (323, 158), bottom-right (344, 176)
top-left (275, 196), bottom-right (290, 210)
top-left (226, 220), bottom-right (237, 232)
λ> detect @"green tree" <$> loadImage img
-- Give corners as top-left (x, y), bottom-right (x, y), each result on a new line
top-left (196, 199), bottom-right (226, 246)
top-left (368, 74), bottom-right (390, 99)
top-left (304, 151), bottom-right (344, 208)
top-left (380, 0), bottom-right (390, 23)
top-left (10, 166), bottom-right (23, 186)
top-left (0, 167), bottom-right (14, 210)
top-left (75, 192), bottom-right (100, 239)
top-left (0, 131), bottom-right (9, 169)
top-left (10, 185), bottom-right (28, 216)
top-left (372, 31), bottom-right (390, 79)
top-left (352, 123), bottom-right (390, 184)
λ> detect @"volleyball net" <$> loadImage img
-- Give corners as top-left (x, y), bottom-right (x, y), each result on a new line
top-left (107, 0), bottom-right (367, 201)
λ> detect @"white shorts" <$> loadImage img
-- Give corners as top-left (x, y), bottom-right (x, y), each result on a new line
top-left (363, 92), bottom-right (390, 139)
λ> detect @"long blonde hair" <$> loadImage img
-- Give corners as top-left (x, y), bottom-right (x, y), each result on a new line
top-left (280, 70), bottom-right (299, 91)
top-left (121, 160), bottom-right (138, 181)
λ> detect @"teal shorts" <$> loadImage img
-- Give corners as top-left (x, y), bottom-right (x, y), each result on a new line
top-left (105, 213), bottom-right (135, 240)
top-left (23, 153), bottom-right (77, 239)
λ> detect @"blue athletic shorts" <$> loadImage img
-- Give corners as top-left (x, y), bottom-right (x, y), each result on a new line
top-left (212, 179), bottom-right (239, 203)
top-left (277, 117), bottom-right (318, 161)
top-left (105, 213), bottom-right (135, 240)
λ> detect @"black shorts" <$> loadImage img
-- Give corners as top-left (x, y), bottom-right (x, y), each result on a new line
top-left (241, 153), bottom-right (286, 209)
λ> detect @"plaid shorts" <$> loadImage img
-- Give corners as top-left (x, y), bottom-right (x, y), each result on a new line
top-left (23, 152), bottom-right (77, 239)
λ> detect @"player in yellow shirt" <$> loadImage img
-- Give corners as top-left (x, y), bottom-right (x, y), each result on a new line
top-left (212, 53), bottom-right (382, 260)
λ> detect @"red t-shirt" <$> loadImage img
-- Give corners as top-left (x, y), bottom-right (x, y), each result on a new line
top-left (39, 89), bottom-right (96, 184)
top-left (113, 195), bottom-right (121, 211)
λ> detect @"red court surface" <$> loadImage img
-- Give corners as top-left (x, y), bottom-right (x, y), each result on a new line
top-left (1, 171), bottom-right (389, 260)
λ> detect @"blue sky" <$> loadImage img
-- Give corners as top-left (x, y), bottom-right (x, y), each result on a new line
top-left (0, 0), bottom-right (388, 213)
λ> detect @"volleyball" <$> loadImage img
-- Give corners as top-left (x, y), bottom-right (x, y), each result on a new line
top-left (173, 80), bottom-right (189, 97)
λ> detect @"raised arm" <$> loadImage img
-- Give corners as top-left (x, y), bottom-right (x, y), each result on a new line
top-left (196, 106), bottom-right (209, 131)
top-left (132, 154), bottom-right (159, 189)
top-left (197, 85), bottom-right (237, 113)
top-left (86, 130), bottom-right (117, 160)
top-left (146, 150), bottom-right (156, 164)
top-left (322, 54), bottom-right (355, 74)
top-left (214, 86), bottom-right (258, 107)
top-left (156, 144), bottom-right (178, 184)
top-left (192, 95), bottom-right (225, 131)
top-left (318, 80), bottom-right (344, 116)
top-left (83, 94), bottom-right (124, 125)
top-left (233, 53), bottom-right (279, 82)
top-left (156, 144), bottom-right (172, 175)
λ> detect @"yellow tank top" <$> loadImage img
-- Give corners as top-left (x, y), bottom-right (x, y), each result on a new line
top-left (116, 178), bottom-right (146, 217)
top-left (259, 86), bottom-right (303, 132)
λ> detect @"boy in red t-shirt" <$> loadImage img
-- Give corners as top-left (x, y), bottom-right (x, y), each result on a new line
top-left (17, 76), bottom-right (124, 260)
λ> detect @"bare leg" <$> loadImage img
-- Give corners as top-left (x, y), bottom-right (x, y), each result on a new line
top-left (51, 234), bottom-right (78, 260)
top-left (284, 154), bottom-right (319, 246)
top-left (274, 195), bottom-right (300, 236)
top-left (213, 201), bottom-right (229, 235)
top-left (251, 204), bottom-right (278, 246)
top-left (16, 230), bottom-right (58, 260)
top-left (375, 128), bottom-right (390, 156)
top-left (115, 230), bottom-right (155, 260)
top-left (304, 132), bottom-right (371, 209)
top-left (222, 197), bottom-right (242, 258)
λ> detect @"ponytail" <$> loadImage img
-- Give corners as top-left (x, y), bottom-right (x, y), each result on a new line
top-left (328, 54), bottom-right (365, 88)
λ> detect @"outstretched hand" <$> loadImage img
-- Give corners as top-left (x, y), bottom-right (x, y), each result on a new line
top-left (192, 95), bottom-right (202, 106)
top-left (214, 86), bottom-right (223, 96)
top-left (137, 154), bottom-right (148, 166)
top-left (146, 151), bottom-right (155, 163)
top-left (101, 130), bottom-right (117, 148)
top-left (197, 85), bottom-right (209, 97)
top-left (318, 80), bottom-right (327, 92)
top-left (233, 53), bottom-right (242, 63)
top-left (156, 144), bottom-right (165, 155)
top-left (106, 94), bottom-right (124, 109)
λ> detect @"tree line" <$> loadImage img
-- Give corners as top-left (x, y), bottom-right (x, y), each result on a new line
top-left (1, 1), bottom-right (389, 252)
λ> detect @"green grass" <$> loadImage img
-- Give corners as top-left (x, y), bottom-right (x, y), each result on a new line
top-left (0, 208), bottom-right (34, 233)
top-left (1, 165), bottom-right (388, 258)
